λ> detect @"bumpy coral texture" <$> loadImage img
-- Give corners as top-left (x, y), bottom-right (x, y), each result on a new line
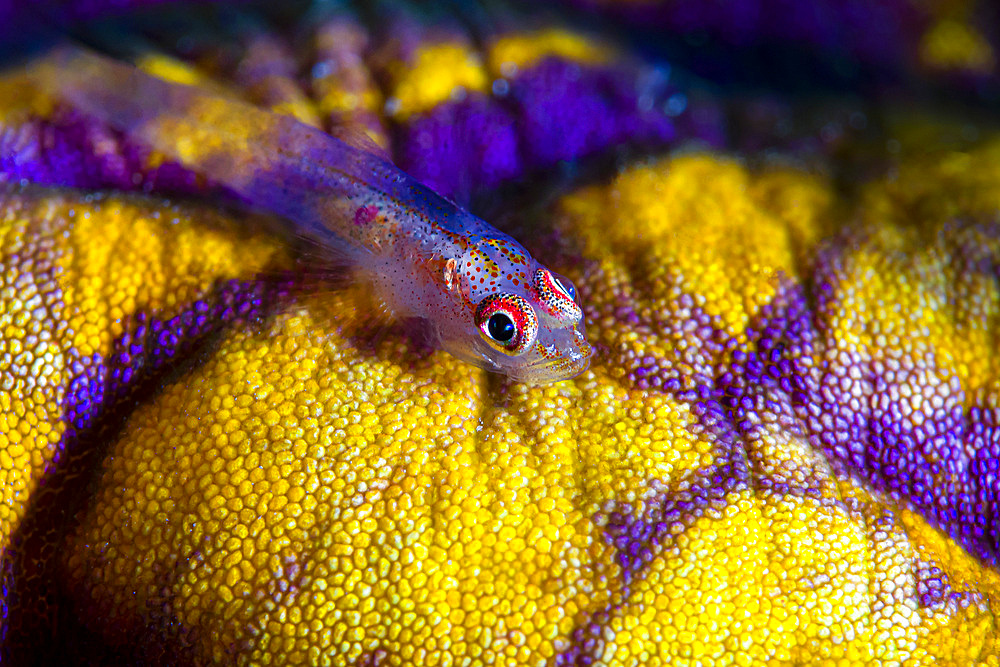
top-left (53, 154), bottom-right (1000, 666)
top-left (0, 2), bottom-right (999, 666)
top-left (0, 189), bottom-right (285, 548)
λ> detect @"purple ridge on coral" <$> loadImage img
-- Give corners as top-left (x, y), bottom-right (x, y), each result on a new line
top-left (870, 357), bottom-right (966, 524)
top-left (393, 95), bottom-right (522, 206)
top-left (61, 352), bottom-right (106, 442)
top-left (600, 256), bottom-right (1000, 624)
top-left (2, 269), bottom-right (292, 664)
top-left (744, 264), bottom-right (1000, 567)
top-left (914, 557), bottom-right (987, 612)
top-left (50, 282), bottom-right (280, 489)
top-left (388, 49), bottom-right (723, 199)
top-left (967, 404), bottom-right (1000, 558)
top-left (557, 608), bottom-right (608, 666)
top-left (606, 287), bottom-right (735, 394)
top-left (0, 546), bottom-right (9, 648)
top-left (506, 57), bottom-right (679, 169)
top-left (58, 274), bottom-right (288, 444)
top-left (0, 110), bottom-right (206, 195)
top-left (600, 382), bottom-right (751, 583)
top-left (573, 383), bottom-right (756, 666)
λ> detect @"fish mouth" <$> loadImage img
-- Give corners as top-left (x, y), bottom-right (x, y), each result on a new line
top-left (516, 342), bottom-right (593, 384)
top-left (460, 338), bottom-right (593, 384)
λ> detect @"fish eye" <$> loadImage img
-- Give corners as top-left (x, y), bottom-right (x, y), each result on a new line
top-left (555, 277), bottom-right (576, 301)
top-left (487, 313), bottom-right (516, 342)
top-left (475, 293), bottom-right (538, 355)
top-left (533, 269), bottom-right (583, 323)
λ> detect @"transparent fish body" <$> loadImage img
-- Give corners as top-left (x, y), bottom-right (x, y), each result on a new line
top-left (31, 46), bottom-right (592, 383)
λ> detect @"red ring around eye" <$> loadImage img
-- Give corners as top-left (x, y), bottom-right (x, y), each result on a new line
top-left (533, 269), bottom-right (583, 323)
top-left (474, 293), bottom-right (538, 355)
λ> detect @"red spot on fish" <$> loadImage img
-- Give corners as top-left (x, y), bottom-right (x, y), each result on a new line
top-left (354, 205), bottom-right (379, 226)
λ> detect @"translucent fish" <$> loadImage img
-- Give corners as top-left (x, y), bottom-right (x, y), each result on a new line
top-left (29, 46), bottom-right (592, 383)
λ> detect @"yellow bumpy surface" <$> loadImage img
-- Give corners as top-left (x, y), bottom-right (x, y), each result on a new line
top-left (42, 150), bottom-right (999, 665)
top-left (0, 187), bottom-right (284, 558)
top-left (2, 16), bottom-right (1000, 665)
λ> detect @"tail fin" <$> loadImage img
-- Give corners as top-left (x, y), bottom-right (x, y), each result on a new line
top-left (26, 45), bottom-right (397, 260)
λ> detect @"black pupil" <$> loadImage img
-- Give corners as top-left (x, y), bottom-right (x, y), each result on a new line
top-left (487, 313), bottom-right (516, 342)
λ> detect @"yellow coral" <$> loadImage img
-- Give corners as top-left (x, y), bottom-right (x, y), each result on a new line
top-left (2, 12), bottom-right (1000, 667)
top-left (382, 43), bottom-right (489, 120)
top-left (66, 290), bottom-right (615, 664)
top-left (48, 148), bottom-right (1000, 664)
top-left (0, 187), bottom-right (285, 555)
top-left (919, 19), bottom-right (995, 74)
top-left (487, 28), bottom-right (615, 75)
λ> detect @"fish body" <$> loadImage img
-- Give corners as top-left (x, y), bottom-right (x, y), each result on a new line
top-left (30, 46), bottom-right (592, 382)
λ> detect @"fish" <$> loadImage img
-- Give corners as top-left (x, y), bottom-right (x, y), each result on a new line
top-left (28, 46), bottom-right (593, 383)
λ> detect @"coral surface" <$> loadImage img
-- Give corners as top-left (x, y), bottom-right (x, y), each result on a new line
top-left (0, 1), bottom-right (999, 665)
